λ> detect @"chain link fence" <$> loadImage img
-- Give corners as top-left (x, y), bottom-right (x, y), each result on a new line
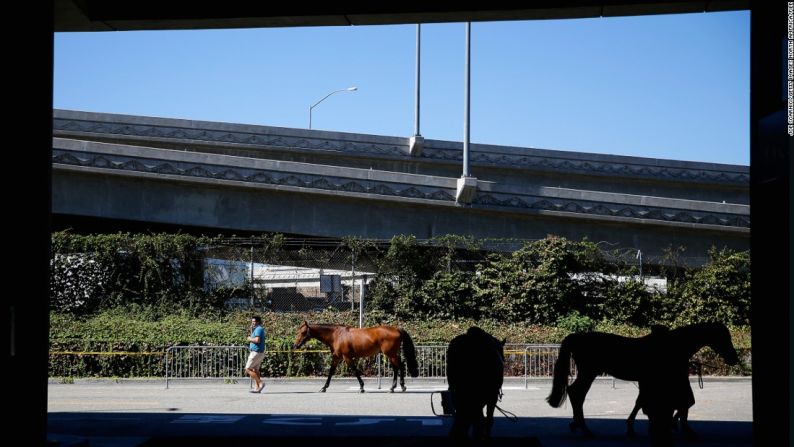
top-left (199, 236), bottom-right (666, 314)
top-left (51, 234), bottom-right (679, 318)
top-left (202, 237), bottom-right (381, 313)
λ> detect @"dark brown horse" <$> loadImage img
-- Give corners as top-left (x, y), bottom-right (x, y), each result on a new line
top-left (625, 325), bottom-right (698, 440)
top-left (546, 322), bottom-right (739, 438)
top-left (624, 325), bottom-right (684, 438)
top-left (446, 326), bottom-right (506, 441)
top-left (292, 321), bottom-right (419, 393)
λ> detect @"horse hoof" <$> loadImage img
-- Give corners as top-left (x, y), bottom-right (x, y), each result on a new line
top-left (319, 388), bottom-right (326, 393)
top-left (389, 388), bottom-right (395, 393)
top-left (360, 389), bottom-right (365, 393)
top-left (401, 386), bottom-right (406, 392)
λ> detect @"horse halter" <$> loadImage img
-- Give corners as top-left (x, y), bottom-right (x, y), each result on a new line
top-left (294, 323), bottom-right (312, 349)
top-left (299, 324), bottom-right (311, 347)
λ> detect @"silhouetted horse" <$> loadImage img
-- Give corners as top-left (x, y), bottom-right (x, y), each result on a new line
top-left (446, 326), bottom-right (506, 440)
top-left (292, 321), bottom-right (418, 393)
top-left (625, 325), bottom-right (701, 440)
top-left (624, 325), bottom-right (684, 438)
top-left (546, 322), bottom-right (739, 438)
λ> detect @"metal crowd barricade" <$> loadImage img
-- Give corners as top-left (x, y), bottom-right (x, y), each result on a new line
top-left (374, 343), bottom-right (566, 389)
top-left (522, 344), bottom-right (566, 388)
top-left (165, 345), bottom-right (250, 389)
top-left (165, 343), bottom-right (572, 389)
top-left (376, 344), bottom-right (448, 389)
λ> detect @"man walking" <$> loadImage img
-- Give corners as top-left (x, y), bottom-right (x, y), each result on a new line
top-left (245, 315), bottom-right (266, 393)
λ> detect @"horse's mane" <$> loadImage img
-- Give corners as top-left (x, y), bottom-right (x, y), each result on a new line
top-left (466, 326), bottom-right (489, 337)
top-left (669, 321), bottom-right (728, 336)
top-left (466, 326), bottom-right (500, 342)
top-left (307, 323), bottom-right (351, 329)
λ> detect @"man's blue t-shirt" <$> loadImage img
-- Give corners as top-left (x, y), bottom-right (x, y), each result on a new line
top-left (250, 325), bottom-right (265, 352)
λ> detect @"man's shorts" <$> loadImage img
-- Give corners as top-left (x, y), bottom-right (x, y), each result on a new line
top-left (245, 350), bottom-right (265, 370)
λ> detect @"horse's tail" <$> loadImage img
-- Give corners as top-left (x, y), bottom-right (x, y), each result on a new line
top-left (399, 329), bottom-right (419, 377)
top-left (547, 335), bottom-right (573, 408)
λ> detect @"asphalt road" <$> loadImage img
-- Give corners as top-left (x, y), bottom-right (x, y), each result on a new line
top-left (47, 377), bottom-right (752, 447)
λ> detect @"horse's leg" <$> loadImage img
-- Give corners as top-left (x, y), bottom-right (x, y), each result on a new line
top-left (567, 373), bottom-right (596, 437)
top-left (320, 356), bottom-right (341, 392)
top-left (386, 355), bottom-right (399, 392)
top-left (398, 355), bottom-right (407, 392)
top-left (627, 394), bottom-right (642, 437)
top-left (677, 408), bottom-right (698, 440)
top-left (484, 396), bottom-right (497, 439)
top-left (677, 379), bottom-right (697, 439)
top-left (647, 407), bottom-right (675, 447)
top-left (345, 357), bottom-right (365, 393)
top-left (449, 408), bottom-right (470, 440)
top-left (471, 403), bottom-right (487, 440)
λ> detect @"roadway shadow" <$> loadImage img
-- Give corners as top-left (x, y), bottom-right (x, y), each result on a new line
top-left (47, 413), bottom-right (750, 447)
top-left (140, 436), bottom-right (541, 447)
top-left (516, 417), bottom-right (752, 447)
top-left (259, 390), bottom-right (443, 395)
top-left (47, 411), bottom-right (538, 446)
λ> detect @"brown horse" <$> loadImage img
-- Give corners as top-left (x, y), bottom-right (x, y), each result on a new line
top-left (546, 322), bottom-right (739, 438)
top-left (292, 321), bottom-right (419, 393)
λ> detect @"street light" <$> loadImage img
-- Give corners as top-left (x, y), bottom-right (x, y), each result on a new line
top-left (308, 86), bottom-right (357, 129)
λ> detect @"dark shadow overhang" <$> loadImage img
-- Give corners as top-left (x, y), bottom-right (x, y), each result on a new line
top-left (54, 1), bottom-right (750, 32)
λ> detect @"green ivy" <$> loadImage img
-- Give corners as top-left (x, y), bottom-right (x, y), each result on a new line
top-left (674, 247), bottom-right (751, 326)
top-left (49, 309), bottom-right (751, 377)
top-left (50, 232), bottom-right (751, 339)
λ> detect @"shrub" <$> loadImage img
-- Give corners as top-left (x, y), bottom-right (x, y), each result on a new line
top-left (675, 247), bottom-right (751, 326)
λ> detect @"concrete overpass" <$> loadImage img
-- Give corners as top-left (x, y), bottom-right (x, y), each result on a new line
top-left (52, 109), bottom-right (748, 262)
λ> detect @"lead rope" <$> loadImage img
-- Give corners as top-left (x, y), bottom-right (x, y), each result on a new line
top-left (495, 388), bottom-right (518, 422)
top-left (430, 392), bottom-right (444, 416)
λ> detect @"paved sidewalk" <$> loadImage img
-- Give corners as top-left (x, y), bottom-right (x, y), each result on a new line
top-left (47, 377), bottom-right (752, 447)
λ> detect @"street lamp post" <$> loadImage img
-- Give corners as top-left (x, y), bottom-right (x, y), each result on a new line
top-left (308, 86), bottom-right (357, 129)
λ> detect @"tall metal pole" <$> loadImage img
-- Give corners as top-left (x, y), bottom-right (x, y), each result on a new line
top-left (414, 24), bottom-right (421, 136)
top-left (359, 275), bottom-right (366, 329)
top-left (351, 250), bottom-right (356, 312)
top-left (250, 238), bottom-right (255, 308)
top-left (463, 22), bottom-right (471, 177)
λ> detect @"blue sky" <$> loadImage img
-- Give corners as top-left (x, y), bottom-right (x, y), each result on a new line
top-left (54, 11), bottom-right (749, 165)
